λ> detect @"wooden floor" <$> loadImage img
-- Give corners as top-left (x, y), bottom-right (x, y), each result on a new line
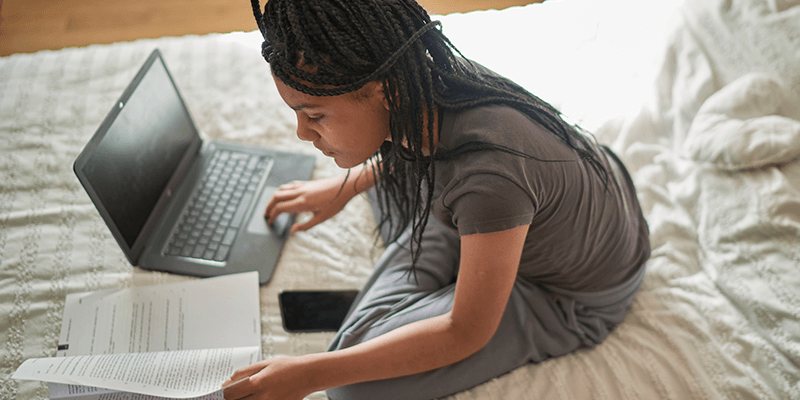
top-left (0, 0), bottom-right (540, 56)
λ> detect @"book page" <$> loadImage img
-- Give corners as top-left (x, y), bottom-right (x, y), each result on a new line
top-left (48, 383), bottom-right (119, 399)
top-left (14, 346), bottom-right (258, 398)
top-left (47, 381), bottom-right (235, 400)
top-left (57, 272), bottom-right (261, 356)
top-left (50, 389), bottom-right (223, 400)
top-left (13, 272), bottom-right (262, 398)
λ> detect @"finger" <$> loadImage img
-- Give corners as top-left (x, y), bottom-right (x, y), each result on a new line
top-left (225, 362), bottom-right (264, 385)
top-left (265, 197), bottom-right (318, 224)
top-left (288, 221), bottom-right (311, 234)
top-left (279, 180), bottom-right (306, 190)
top-left (264, 192), bottom-right (308, 222)
top-left (264, 188), bottom-right (303, 217)
top-left (289, 211), bottom-right (328, 233)
top-left (222, 376), bottom-right (255, 400)
top-left (221, 377), bottom-right (248, 393)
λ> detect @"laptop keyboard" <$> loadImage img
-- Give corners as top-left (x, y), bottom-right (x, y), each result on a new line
top-left (165, 150), bottom-right (274, 262)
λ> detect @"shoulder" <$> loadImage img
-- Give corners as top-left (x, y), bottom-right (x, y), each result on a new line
top-left (432, 105), bottom-right (546, 235)
top-left (438, 104), bottom-right (572, 162)
top-left (441, 105), bottom-right (547, 148)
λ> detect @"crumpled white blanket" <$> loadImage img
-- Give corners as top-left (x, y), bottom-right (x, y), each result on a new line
top-left (684, 73), bottom-right (800, 170)
top-left (597, 0), bottom-right (800, 398)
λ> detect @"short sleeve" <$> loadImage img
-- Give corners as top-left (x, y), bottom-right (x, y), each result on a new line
top-left (442, 173), bottom-right (536, 236)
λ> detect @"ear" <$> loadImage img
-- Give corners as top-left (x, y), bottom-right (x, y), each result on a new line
top-left (363, 80), bottom-right (389, 111)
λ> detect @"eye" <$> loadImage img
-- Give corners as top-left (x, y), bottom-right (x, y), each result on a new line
top-left (307, 114), bottom-right (323, 122)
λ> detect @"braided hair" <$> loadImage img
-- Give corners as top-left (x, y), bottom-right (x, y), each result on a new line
top-left (251, 0), bottom-right (609, 274)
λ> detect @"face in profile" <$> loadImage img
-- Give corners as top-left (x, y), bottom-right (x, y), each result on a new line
top-left (273, 77), bottom-right (391, 169)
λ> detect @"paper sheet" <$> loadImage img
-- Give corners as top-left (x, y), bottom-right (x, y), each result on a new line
top-left (14, 347), bottom-right (258, 398)
top-left (12, 272), bottom-right (262, 398)
top-left (56, 272), bottom-right (261, 356)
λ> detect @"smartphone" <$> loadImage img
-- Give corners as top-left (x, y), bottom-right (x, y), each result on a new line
top-left (278, 290), bottom-right (359, 333)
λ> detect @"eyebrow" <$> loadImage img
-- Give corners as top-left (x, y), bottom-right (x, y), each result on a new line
top-left (289, 103), bottom-right (322, 111)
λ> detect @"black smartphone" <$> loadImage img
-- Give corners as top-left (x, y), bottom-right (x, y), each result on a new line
top-left (278, 290), bottom-right (359, 333)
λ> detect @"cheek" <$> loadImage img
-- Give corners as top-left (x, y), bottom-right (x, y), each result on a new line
top-left (323, 103), bottom-right (389, 156)
top-left (358, 119), bottom-right (389, 154)
top-left (364, 106), bottom-right (391, 142)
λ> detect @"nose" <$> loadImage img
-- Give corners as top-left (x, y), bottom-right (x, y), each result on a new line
top-left (296, 117), bottom-right (320, 142)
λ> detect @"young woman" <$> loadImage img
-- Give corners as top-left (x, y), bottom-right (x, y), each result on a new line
top-left (223, 1), bottom-right (650, 399)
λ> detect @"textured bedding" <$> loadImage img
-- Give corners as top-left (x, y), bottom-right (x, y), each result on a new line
top-left (2, 0), bottom-right (799, 399)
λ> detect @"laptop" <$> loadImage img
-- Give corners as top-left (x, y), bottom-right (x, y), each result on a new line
top-left (74, 49), bottom-right (315, 285)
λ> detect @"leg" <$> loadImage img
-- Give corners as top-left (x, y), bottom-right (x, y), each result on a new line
top-left (326, 270), bottom-right (594, 400)
top-left (328, 214), bottom-right (461, 352)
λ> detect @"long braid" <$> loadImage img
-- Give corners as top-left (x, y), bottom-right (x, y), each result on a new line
top-left (250, 0), bottom-right (266, 37)
top-left (251, 0), bottom-right (610, 275)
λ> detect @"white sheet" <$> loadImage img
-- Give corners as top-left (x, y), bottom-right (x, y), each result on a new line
top-left (2, 0), bottom-right (799, 399)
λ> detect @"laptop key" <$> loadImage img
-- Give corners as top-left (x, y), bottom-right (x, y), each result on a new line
top-left (181, 246), bottom-right (194, 257)
top-left (192, 246), bottom-right (205, 259)
top-left (247, 155), bottom-right (260, 170)
top-left (222, 228), bottom-right (237, 246)
top-left (230, 192), bottom-right (254, 228)
top-left (215, 245), bottom-right (231, 261)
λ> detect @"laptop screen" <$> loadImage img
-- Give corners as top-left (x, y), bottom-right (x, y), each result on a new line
top-left (80, 56), bottom-right (196, 249)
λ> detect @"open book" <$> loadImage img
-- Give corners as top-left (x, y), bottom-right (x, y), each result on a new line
top-left (12, 272), bottom-right (262, 399)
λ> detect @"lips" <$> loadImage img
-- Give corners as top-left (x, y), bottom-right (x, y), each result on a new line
top-left (314, 143), bottom-right (333, 157)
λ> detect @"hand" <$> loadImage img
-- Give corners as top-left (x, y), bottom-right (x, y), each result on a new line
top-left (222, 357), bottom-right (314, 400)
top-left (264, 175), bottom-right (356, 233)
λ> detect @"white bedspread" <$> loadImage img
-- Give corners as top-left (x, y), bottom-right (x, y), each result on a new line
top-left (1, 0), bottom-right (798, 399)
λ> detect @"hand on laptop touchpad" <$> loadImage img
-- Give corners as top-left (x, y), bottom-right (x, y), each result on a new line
top-left (271, 213), bottom-right (293, 236)
top-left (248, 186), bottom-right (292, 237)
top-left (247, 209), bottom-right (293, 237)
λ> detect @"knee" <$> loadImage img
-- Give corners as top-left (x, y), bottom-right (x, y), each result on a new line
top-left (326, 382), bottom-right (390, 400)
top-left (325, 376), bottom-right (438, 400)
top-left (325, 385), bottom-right (354, 400)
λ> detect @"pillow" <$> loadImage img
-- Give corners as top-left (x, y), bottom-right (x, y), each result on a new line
top-left (683, 73), bottom-right (800, 170)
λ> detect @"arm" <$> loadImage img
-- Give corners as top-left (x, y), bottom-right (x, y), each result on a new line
top-left (224, 224), bottom-right (529, 400)
top-left (265, 161), bottom-right (379, 233)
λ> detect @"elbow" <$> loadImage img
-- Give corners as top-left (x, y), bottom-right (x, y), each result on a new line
top-left (446, 314), bottom-right (497, 356)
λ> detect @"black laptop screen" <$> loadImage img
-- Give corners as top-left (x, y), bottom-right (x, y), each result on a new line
top-left (81, 57), bottom-right (196, 248)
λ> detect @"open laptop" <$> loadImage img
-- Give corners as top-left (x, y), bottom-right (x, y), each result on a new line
top-left (74, 49), bottom-right (315, 285)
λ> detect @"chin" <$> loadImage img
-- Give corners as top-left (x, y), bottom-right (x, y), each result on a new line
top-left (332, 155), bottom-right (368, 169)
top-left (334, 159), bottom-right (357, 169)
top-left (330, 155), bottom-right (350, 168)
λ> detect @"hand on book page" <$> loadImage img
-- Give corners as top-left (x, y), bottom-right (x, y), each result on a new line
top-left (13, 346), bottom-right (261, 398)
top-left (222, 357), bottom-right (313, 400)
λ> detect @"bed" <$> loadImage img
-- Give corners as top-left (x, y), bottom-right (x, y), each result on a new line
top-left (2, 0), bottom-right (799, 398)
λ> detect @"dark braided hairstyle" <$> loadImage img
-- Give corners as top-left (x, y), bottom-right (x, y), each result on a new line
top-left (251, 0), bottom-right (609, 274)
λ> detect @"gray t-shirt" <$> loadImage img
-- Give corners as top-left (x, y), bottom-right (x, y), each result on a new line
top-left (431, 104), bottom-right (649, 292)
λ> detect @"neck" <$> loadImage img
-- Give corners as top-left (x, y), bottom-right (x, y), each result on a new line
top-left (388, 107), bottom-right (439, 156)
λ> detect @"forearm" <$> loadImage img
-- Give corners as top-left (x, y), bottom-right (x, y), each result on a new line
top-left (300, 312), bottom-right (485, 392)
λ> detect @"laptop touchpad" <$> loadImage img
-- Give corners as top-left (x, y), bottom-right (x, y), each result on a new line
top-left (247, 186), bottom-right (292, 236)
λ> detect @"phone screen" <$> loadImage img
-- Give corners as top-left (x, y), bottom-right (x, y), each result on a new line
top-left (278, 290), bottom-right (359, 332)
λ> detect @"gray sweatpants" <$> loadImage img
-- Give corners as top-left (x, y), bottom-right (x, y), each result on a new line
top-left (326, 201), bottom-right (645, 400)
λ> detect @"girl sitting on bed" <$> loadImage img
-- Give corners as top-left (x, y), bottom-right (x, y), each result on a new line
top-left (223, 0), bottom-right (650, 399)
